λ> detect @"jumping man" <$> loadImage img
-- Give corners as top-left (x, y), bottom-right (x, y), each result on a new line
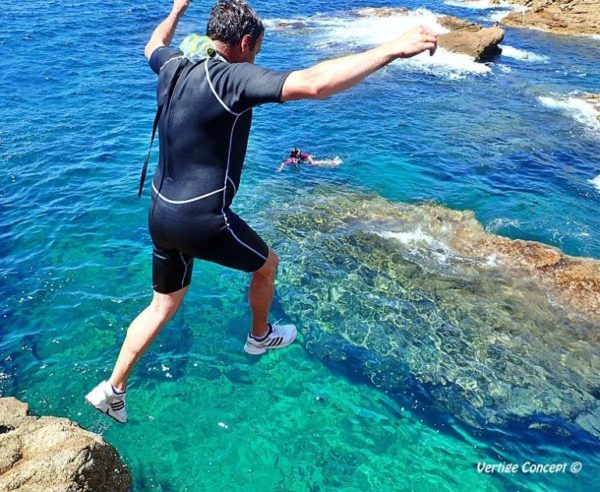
top-left (85, 0), bottom-right (437, 423)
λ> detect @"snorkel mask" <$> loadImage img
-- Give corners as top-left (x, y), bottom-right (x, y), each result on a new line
top-left (179, 33), bottom-right (217, 62)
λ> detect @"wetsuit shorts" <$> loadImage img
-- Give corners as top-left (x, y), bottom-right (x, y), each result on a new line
top-left (149, 205), bottom-right (269, 294)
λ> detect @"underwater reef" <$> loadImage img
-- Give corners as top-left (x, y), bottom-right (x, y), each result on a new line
top-left (269, 186), bottom-right (600, 438)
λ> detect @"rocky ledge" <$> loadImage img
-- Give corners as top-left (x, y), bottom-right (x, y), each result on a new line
top-left (0, 397), bottom-right (131, 492)
top-left (354, 8), bottom-right (504, 62)
top-left (499, 0), bottom-right (600, 36)
top-left (437, 16), bottom-right (504, 62)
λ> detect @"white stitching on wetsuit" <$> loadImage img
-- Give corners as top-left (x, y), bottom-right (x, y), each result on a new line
top-left (152, 182), bottom-right (225, 205)
top-left (221, 108), bottom-right (268, 262)
top-left (160, 55), bottom-right (184, 71)
top-left (205, 59), bottom-right (239, 116)
top-left (179, 252), bottom-right (192, 288)
top-left (227, 176), bottom-right (237, 195)
top-left (227, 224), bottom-right (268, 261)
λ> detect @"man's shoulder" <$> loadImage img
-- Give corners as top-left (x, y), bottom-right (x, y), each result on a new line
top-left (207, 60), bottom-right (271, 76)
top-left (149, 46), bottom-right (184, 75)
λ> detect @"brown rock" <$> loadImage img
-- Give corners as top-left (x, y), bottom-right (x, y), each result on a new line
top-left (501, 0), bottom-right (600, 36)
top-left (0, 397), bottom-right (131, 492)
top-left (353, 7), bottom-right (409, 17)
top-left (437, 17), bottom-right (505, 61)
top-left (451, 224), bottom-right (600, 317)
top-left (438, 16), bottom-right (481, 33)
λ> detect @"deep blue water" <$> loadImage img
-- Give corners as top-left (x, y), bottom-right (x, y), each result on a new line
top-left (1, 1), bottom-right (600, 491)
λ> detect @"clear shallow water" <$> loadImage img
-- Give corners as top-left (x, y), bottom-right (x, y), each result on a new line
top-left (1, 1), bottom-right (599, 491)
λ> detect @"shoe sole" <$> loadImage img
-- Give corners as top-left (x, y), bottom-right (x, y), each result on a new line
top-left (84, 395), bottom-right (127, 424)
top-left (244, 327), bottom-right (298, 356)
top-left (243, 343), bottom-right (267, 355)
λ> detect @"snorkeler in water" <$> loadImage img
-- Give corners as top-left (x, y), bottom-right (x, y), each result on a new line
top-left (277, 147), bottom-right (342, 172)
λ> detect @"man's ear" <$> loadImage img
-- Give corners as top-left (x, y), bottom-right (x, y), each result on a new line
top-left (240, 34), bottom-right (254, 54)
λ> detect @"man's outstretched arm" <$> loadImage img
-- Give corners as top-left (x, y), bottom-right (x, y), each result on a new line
top-left (144, 0), bottom-right (191, 60)
top-left (281, 25), bottom-right (437, 101)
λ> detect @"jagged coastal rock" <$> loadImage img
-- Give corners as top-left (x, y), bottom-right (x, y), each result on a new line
top-left (499, 0), bottom-right (600, 36)
top-left (353, 7), bottom-right (504, 62)
top-left (437, 16), bottom-right (504, 62)
top-left (0, 397), bottom-right (131, 492)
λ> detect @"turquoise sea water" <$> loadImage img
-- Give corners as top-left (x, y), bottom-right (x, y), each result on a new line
top-left (1, 1), bottom-right (600, 491)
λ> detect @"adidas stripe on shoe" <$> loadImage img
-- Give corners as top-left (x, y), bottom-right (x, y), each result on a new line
top-left (84, 380), bottom-right (128, 423)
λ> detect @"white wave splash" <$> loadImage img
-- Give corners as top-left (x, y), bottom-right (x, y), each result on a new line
top-left (485, 217), bottom-right (521, 233)
top-left (538, 96), bottom-right (600, 133)
top-left (589, 175), bottom-right (600, 192)
top-left (499, 44), bottom-right (548, 62)
top-left (445, 0), bottom-right (527, 22)
top-left (267, 9), bottom-right (491, 79)
top-left (446, 0), bottom-right (505, 10)
top-left (377, 227), bottom-right (455, 264)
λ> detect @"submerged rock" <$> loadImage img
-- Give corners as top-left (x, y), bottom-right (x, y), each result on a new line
top-left (269, 187), bottom-right (600, 437)
top-left (0, 397), bottom-right (131, 491)
top-left (500, 0), bottom-right (600, 36)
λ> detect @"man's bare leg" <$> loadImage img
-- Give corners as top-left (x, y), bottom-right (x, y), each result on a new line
top-left (109, 286), bottom-right (188, 391)
top-left (244, 249), bottom-right (297, 355)
top-left (248, 249), bottom-right (279, 338)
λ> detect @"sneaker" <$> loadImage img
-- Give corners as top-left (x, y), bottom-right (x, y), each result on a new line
top-left (84, 380), bottom-right (127, 423)
top-left (244, 322), bottom-right (298, 355)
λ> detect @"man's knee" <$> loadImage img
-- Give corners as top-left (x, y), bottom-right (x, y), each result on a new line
top-left (255, 250), bottom-right (279, 280)
top-left (150, 289), bottom-right (186, 319)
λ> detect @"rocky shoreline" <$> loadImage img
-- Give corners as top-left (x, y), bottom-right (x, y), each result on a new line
top-left (499, 0), bottom-right (600, 36)
top-left (0, 398), bottom-right (131, 492)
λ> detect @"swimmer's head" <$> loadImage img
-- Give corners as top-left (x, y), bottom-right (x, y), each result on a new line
top-left (290, 148), bottom-right (299, 157)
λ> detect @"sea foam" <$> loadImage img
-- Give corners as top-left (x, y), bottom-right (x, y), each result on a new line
top-left (590, 175), bottom-right (600, 192)
top-left (445, 0), bottom-right (527, 22)
top-left (499, 44), bottom-right (548, 63)
top-left (377, 227), bottom-right (455, 264)
top-left (267, 9), bottom-right (491, 79)
top-left (538, 96), bottom-right (600, 134)
top-left (445, 0), bottom-right (507, 10)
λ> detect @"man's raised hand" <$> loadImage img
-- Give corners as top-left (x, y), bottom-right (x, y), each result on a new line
top-left (172, 0), bottom-right (192, 16)
top-left (387, 25), bottom-right (438, 59)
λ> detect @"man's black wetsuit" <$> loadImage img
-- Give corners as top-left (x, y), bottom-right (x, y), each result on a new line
top-left (148, 46), bottom-right (290, 293)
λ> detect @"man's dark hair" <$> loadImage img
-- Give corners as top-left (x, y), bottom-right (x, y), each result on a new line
top-left (206, 1), bottom-right (264, 48)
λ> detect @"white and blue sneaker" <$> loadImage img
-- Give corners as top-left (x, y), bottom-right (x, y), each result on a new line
top-left (84, 380), bottom-right (127, 423)
top-left (244, 322), bottom-right (297, 355)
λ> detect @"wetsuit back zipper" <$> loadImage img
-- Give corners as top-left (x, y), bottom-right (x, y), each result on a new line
top-left (164, 60), bottom-right (190, 180)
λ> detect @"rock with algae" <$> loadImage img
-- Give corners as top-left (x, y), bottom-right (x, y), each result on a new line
top-left (269, 187), bottom-right (600, 437)
top-left (0, 397), bottom-right (131, 492)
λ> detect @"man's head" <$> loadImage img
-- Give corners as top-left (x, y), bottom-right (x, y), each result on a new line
top-left (207, 1), bottom-right (264, 63)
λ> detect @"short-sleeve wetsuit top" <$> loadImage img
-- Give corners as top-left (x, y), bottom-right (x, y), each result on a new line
top-left (147, 46), bottom-right (290, 293)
